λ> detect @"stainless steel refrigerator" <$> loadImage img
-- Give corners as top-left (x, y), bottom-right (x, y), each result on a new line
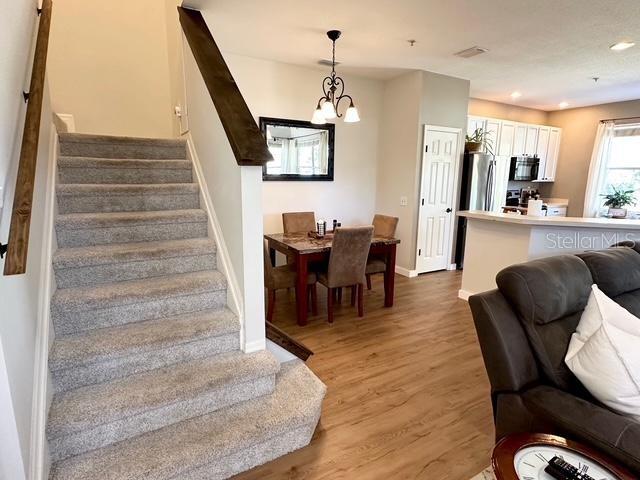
top-left (455, 153), bottom-right (506, 268)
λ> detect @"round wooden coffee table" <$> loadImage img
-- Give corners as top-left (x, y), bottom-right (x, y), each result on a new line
top-left (492, 433), bottom-right (635, 480)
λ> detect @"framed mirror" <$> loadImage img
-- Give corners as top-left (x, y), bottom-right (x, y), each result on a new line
top-left (260, 117), bottom-right (335, 181)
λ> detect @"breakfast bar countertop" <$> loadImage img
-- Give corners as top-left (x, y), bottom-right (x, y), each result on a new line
top-left (458, 210), bottom-right (640, 230)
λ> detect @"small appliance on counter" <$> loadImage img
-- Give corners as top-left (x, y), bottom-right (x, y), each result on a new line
top-left (509, 156), bottom-right (540, 181)
top-left (527, 198), bottom-right (545, 216)
top-left (519, 187), bottom-right (539, 207)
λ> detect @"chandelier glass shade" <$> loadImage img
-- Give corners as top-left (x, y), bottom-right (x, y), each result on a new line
top-left (311, 30), bottom-right (360, 125)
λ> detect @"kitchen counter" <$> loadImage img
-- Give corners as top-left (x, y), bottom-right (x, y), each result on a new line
top-left (457, 210), bottom-right (640, 299)
top-left (460, 210), bottom-right (640, 229)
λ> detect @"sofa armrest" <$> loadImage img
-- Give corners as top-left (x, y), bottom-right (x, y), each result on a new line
top-left (469, 290), bottom-right (539, 394)
top-left (523, 385), bottom-right (640, 473)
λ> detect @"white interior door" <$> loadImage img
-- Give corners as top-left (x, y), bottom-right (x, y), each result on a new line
top-left (416, 125), bottom-right (461, 273)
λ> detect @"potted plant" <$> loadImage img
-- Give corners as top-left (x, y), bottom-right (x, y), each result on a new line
top-left (602, 186), bottom-right (636, 218)
top-left (465, 128), bottom-right (494, 155)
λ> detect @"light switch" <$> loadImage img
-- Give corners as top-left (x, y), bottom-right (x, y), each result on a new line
top-left (400, 196), bottom-right (408, 206)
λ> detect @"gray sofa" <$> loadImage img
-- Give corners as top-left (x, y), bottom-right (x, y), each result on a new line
top-left (469, 246), bottom-right (640, 473)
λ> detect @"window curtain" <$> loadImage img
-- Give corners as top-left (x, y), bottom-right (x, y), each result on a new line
top-left (583, 121), bottom-right (615, 217)
top-left (280, 139), bottom-right (298, 174)
top-left (317, 131), bottom-right (329, 174)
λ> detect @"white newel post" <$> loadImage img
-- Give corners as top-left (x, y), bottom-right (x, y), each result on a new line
top-left (239, 166), bottom-right (266, 353)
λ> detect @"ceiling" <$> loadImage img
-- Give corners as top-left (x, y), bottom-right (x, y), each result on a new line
top-left (186, 0), bottom-right (640, 111)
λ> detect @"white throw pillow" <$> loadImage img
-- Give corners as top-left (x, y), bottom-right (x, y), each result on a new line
top-left (565, 284), bottom-right (640, 420)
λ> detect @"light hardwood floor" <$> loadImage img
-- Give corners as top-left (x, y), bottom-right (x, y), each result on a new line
top-left (235, 271), bottom-right (495, 480)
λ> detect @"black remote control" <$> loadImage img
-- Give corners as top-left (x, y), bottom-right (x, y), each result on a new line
top-left (544, 455), bottom-right (596, 480)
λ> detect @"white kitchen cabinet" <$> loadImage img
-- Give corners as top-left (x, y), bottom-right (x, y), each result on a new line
top-left (484, 119), bottom-right (501, 155)
top-left (513, 124), bottom-right (527, 156)
top-left (525, 126), bottom-right (539, 156)
top-left (466, 115), bottom-right (562, 183)
top-left (498, 122), bottom-right (516, 157)
top-left (535, 127), bottom-right (550, 181)
top-left (544, 128), bottom-right (561, 181)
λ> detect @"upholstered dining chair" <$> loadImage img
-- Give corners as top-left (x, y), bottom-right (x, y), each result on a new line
top-left (263, 240), bottom-right (317, 322)
top-left (282, 211), bottom-right (316, 234)
top-left (282, 211), bottom-right (316, 266)
top-left (366, 214), bottom-right (399, 289)
top-left (317, 226), bottom-right (374, 323)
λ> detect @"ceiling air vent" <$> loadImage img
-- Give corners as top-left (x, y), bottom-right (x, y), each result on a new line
top-left (454, 46), bottom-right (489, 58)
top-left (318, 59), bottom-right (341, 67)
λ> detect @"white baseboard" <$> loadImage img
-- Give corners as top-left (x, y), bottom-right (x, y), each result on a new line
top-left (244, 339), bottom-right (267, 354)
top-left (447, 263), bottom-right (458, 271)
top-left (458, 289), bottom-right (472, 301)
top-left (53, 113), bottom-right (75, 133)
top-left (29, 125), bottom-right (58, 480)
top-left (395, 265), bottom-right (418, 278)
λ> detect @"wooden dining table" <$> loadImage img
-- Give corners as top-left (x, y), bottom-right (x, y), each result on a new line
top-left (264, 232), bottom-right (400, 326)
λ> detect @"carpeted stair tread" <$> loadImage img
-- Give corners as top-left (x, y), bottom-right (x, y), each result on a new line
top-left (59, 133), bottom-right (187, 160)
top-left (59, 133), bottom-right (187, 148)
top-left (56, 209), bottom-right (207, 230)
top-left (58, 157), bottom-right (192, 169)
top-left (52, 238), bottom-right (216, 288)
top-left (57, 183), bottom-right (199, 196)
top-left (50, 308), bottom-right (238, 372)
top-left (49, 308), bottom-right (239, 392)
top-left (55, 210), bottom-right (208, 248)
top-left (47, 350), bottom-right (280, 439)
top-left (57, 157), bottom-right (193, 185)
top-left (53, 238), bottom-right (215, 270)
top-left (51, 270), bottom-right (225, 313)
top-left (49, 360), bottom-right (326, 480)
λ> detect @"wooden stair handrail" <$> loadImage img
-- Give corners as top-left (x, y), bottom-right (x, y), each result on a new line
top-left (266, 321), bottom-right (314, 361)
top-left (3, 0), bottom-right (53, 276)
top-left (178, 6), bottom-right (272, 167)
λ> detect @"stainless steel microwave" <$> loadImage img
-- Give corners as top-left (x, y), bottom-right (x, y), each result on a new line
top-left (509, 156), bottom-right (539, 181)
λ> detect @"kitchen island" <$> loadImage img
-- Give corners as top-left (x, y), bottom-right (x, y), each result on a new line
top-left (457, 210), bottom-right (640, 299)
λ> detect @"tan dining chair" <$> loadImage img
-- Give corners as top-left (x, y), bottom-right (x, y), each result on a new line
top-left (282, 212), bottom-right (316, 234)
top-left (282, 211), bottom-right (316, 266)
top-left (317, 226), bottom-right (374, 323)
top-left (264, 240), bottom-right (317, 322)
top-left (366, 214), bottom-right (399, 289)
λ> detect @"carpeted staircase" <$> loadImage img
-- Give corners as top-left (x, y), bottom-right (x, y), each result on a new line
top-left (47, 133), bottom-right (325, 480)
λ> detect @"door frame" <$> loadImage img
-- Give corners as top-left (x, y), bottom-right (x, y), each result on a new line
top-left (415, 124), bottom-right (463, 274)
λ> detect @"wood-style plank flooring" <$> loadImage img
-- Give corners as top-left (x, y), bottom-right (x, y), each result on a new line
top-left (234, 271), bottom-right (495, 480)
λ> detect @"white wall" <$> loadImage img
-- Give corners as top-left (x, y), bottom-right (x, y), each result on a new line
top-left (375, 72), bottom-right (423, 271)
top-left (183, 44), bottom-right (266, 352)
top-left (0, 83), bottom-right (55, 479)
top-left (376, 71), bottom-right (470, 271)
top-left (0, 0), bottom-right (38, 225)
top-left (47, 0), bottom-right (178, 137)
top-left (0, 2), bottom-right (55, 478)
top-left (220, 53), bottom-right (384, 234)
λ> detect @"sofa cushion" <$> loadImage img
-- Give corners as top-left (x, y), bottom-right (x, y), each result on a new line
top-left (578, 247), bottom-right (640, 298)
top-left (496, 255), bottom-right (592, 326)
top-left (522, 385), bottom-right (640, 474)
top-left (496, 255), bottom-right (592, 391)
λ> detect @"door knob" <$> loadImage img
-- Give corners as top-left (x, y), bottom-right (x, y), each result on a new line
top-left (446, 208), bottom-right (452, 213)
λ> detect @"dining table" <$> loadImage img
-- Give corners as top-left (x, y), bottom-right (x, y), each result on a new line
top-left (264, 232), bottom-right (400, 326)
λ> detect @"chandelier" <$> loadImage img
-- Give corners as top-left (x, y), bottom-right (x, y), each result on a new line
top-left (312, 30), bottom-right (360, 124)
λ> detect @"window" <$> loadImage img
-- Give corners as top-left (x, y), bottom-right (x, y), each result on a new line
top-left (599, 124), bottom-right (640, 215)
top-left (266, 141), bottom-right (282, 175)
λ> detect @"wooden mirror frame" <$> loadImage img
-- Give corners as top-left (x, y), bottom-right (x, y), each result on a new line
top-left (260, 117), bottom-right (335, 182)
